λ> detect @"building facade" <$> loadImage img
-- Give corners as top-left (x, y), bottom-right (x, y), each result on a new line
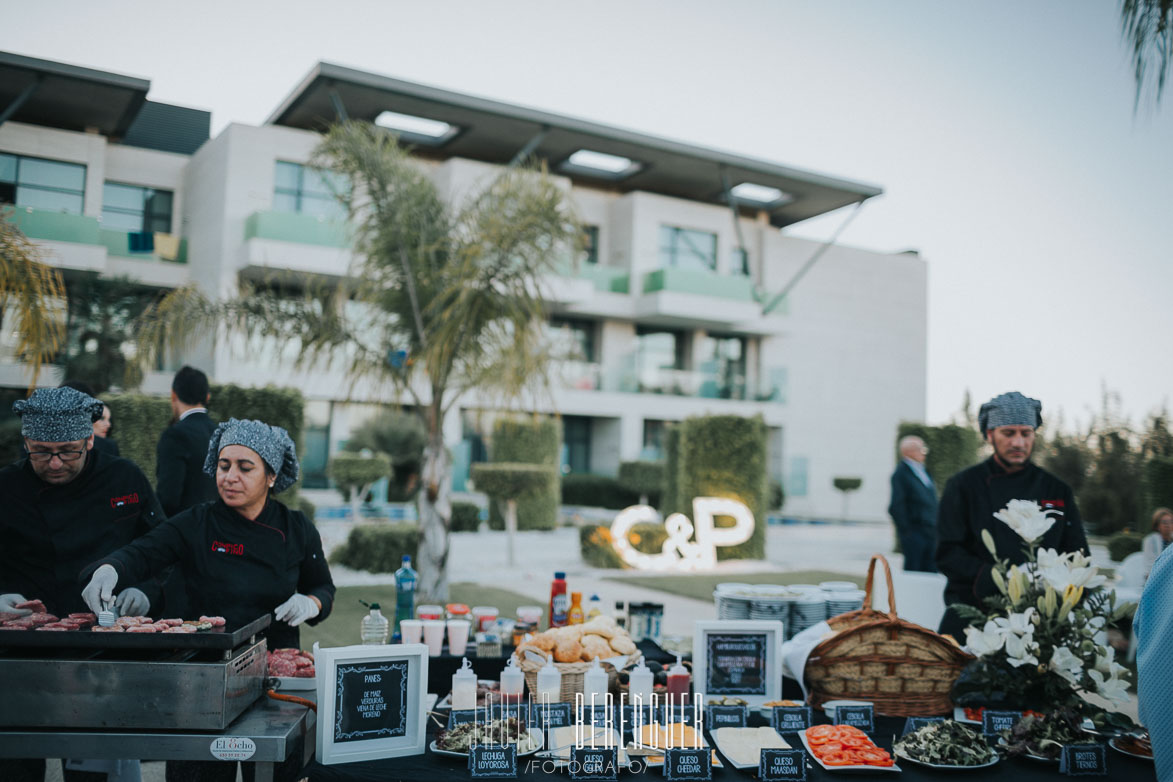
top-left (0, 53), bottom-right (927, 521)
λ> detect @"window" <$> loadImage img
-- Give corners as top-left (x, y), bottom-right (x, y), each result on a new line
top-left (548, 317), bottom-right (596, 363)
top-left (562, 415), bottom-right (592, 475)
top-left (581, 225), bottom-right (599, 265)
top-left (659, 225), bottom-right (716, 271)
top-left (636, 327), bottom-right (685, 371)
top-left (698, 334), bottom-right (747, 400)
top-left (0, 152), bottom-right (85, 214)
top-left (642, 419), bottom-right (667, 460)
top-left (273, 161), bottom-right (348, 220)
top-left (732, 247), bottom-right (751, 276)
top-left (102, 182), bottom-right (173, 232)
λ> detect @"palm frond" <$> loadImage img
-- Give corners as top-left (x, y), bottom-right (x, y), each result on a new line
top-left (0, 210), bottom-right (66, 389)
top-left (1121, 0), bottom-right (1173, 109)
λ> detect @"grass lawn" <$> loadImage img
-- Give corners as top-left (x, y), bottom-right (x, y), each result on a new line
top-left (604, 570), bottom-right (864, 603)
top-left (298, 582), bottom-right (538, 650)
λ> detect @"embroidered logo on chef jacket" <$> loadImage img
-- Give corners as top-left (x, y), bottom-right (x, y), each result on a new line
top-left (109, 493), bottom-right (140, 509)
top-left (1040, 499), bottom-right (1065, 513)
top-left (211, 540), bottom-right (244, 556)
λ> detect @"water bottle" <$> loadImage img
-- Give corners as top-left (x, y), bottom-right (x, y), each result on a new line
top-left (360, 602), bottom-right (390, 645)
top-left (394, 555), bottom-right (418, 636)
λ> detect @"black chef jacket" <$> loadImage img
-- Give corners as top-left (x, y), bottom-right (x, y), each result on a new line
top-left (0, 449), bottom-right (165, 617)
top-left (89, 498), bottom-right (335, 649)
top-left (936, 456), bottom-right (1088, 639)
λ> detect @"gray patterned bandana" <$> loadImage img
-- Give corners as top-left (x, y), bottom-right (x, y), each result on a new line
top-left (979, 391), bottom-right (1042, 436)
top-left (14, 387), bottom-right (104, 442)
top-left (203, 418), bottom-right (300, 494)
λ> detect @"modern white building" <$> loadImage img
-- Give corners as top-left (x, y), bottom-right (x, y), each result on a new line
top-left (0, 53), bottom-right (927, 522)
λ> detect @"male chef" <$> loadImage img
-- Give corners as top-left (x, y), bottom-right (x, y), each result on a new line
top-left (0, 386), bottom-right (165, 620)
top-left (936, 391), bottom-right (1089, 641)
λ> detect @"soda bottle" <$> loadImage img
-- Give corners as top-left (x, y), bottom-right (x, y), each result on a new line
top-left (549, 571), bottom-right (568, 628)
top-left (394, 555), bottom-right (418, 636)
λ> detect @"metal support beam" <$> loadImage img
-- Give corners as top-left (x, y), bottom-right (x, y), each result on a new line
top-left (720, 166), bottom-right (750, 270)
top-left (0, 76), bottom-right (43, 126)
top-left (761, 200), bottom-right (866, 315)
top-left (328, 88), bottom-right (349, 122)
top-left (509, 125), bottom-right (550, 166)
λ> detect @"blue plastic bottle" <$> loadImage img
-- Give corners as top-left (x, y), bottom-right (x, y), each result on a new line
top-left (394, 555), bottom-right (418, 637)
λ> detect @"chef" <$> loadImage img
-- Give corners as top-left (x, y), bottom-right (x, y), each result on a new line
top-left (0, 386), bottom-right (163, 620)
top-left (936, 391), bottom-right (1089, 641)
top-left (81, 417), bottom-right (334, 651)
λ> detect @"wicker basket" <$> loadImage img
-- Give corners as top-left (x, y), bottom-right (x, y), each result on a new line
top-left (804, 554), bottom-right (974, 717)
top-left (516, 649), bottom-right (640, 703)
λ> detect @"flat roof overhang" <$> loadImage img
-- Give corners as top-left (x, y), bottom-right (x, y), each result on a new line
top-left (0, 51), bottom-right (149, 138)
top-left (267, 62), bottom-right (882, 227)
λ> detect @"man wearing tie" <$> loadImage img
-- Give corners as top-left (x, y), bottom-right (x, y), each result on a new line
top-left (888, 435), bottom-right (938, 572)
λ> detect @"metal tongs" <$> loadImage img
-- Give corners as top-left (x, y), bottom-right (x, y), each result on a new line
top-left (97, 598), bottom-right (117, 627)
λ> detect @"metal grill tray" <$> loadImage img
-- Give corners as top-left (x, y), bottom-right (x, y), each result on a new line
top-left (0, 614), bottom-right (271, 650)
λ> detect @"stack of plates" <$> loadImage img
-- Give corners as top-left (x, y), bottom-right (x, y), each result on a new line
top-left (713, 583), bottom-right (753, 620)
top-left (788, 589), bottom-right (829, 638)
top-left (825, 589), bottom-right (867, 618)
top-left (748, 585), bottom-right (794, 625)
top-left (819, 581), bottom-right (858, 593)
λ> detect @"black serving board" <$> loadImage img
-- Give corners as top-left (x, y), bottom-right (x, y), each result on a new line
top-left (0, 614), bottom-right (271, 651)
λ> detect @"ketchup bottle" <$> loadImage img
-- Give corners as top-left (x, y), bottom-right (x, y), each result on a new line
top-left (666, 654), bottom-right (690, 709)
top-left (549, 571), bottom-right (569, 628)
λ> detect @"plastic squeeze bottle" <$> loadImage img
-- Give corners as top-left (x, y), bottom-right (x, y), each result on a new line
top-left (394, 555), bottom-right (417, 636)
top-left (587, 594), bottom-right (603, 620)
top-left (666, 655), bottom-right (690, 709)
top-left (360, 602), bottom-right (389, 645)
top-left (451, 657), bottom-right (477, 710)
top-left (549, 572), bottom-right (569, 628)
top-left (536, 657), bottom-right (562, 704)
top-left (500, 656), bottom-right (524, 705)
top-left (568, 592), bottom-right (584, 625)
top-left (583, 657), bottom-right (609, 707)
top-left (627, 659), bottom-right (653, 707)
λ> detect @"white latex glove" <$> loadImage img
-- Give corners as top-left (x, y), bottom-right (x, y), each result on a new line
top-left (81, 565), bottom-right (119, 615)
top-left (115, 587), bottom-right (150, 617)
top-left (0, 594), bottom-right (31, 616)
top-left (274, 593), bottom-right (319, 627)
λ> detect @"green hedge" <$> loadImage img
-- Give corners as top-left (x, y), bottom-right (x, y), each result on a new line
top-left (1146, 456), bottom-right (1173, 512)
top-left (451, 501), bottom-right (481, 532)
top-left (618, 460), bottom-right (665, 504)
top-left (896, 422), bottom-right (982, 495)
top-left (562, 473), bottom-right (641, 509)
top-left (1107, 531), bottom-right (1145, 562)
top-left (675, 414), bottom-right (768, 560)
top-left (578, 522), bottom-right (672, 569)
top-left (486, 417), bottom-right (560, 531)
top-left (472, 463), bottom-right (555, 499)
top-left (330, 524), bottom-right (420, 573)
top-left (662, 425), bottom-right (682, 516)
top-left (329, 451), bottom-right (392, 500)
top-left (833, 477), bottom-right (863, 492)
top-left (104, 394), bottom-right (173, 483)
top-left (343, 410), bottom-right (425, 501)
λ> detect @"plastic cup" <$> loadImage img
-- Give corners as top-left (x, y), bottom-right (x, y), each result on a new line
top-left (400, 619), bottom-right (423, 644)
top-left (516, 605), bottom-right (543, 625)
top-left (472, 606), bottom-right (499, 632)
top-left (422, 620), bottom-right (446, 656)
top-left (447, 619), bottom-right (471, 653)
top-left (417, 604), bottom-right (443, 621)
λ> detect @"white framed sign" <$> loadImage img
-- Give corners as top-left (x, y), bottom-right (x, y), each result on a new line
top-left (692, 620), bottom-right (782, 709)
top-left (314, 642), bottom-right (429, 764)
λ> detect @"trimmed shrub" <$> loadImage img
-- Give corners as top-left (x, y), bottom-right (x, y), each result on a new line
top-left (293, 494), bottom-right (317, 522)
top-left (451, 501), bottom-right (481, 532)
top-left (1107, 531), bottom-right (1145, 562)
top-left (486, 417), bottom-right (560, 531)
top-left (676, 414), bottom-right (768, 560)
top-left (577, 522), bottom-right (673, 568)
top-left (618, 460), bottom-right (665, 505)
top-left (562, 473), bottom-right (640, 509)
top-left (768, 478), bottom-right (785, 511)
top-left (1145, 456), bottom-right (1173, 512)
top-left (329, 451), bottom-right (393, 501)
top-left (661, 425), bottom-right (682, 516)
top-left (344, 410), bottom-right (426, 501)
top-left (209, 383), bottom-right (304, 455)
top-left (330, 524), bottom-right (420, 573)
top-left (104, 394), bottom-right (173, 482)
top-left (473, 463), bottom-right (555, 504)
top-left (832, 477), bottom-right (863, 492)
top-left (896, 422), bottom-right (982, 495)
top-left (629, 521), bottom-right (669, 554)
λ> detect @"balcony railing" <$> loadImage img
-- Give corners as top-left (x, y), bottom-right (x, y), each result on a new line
top-left (642, 267), bottom-right (756, 301)
top-left (6, 208), bottom-right (100, 244)
top-left (244, 210), bottom-right (350, 248)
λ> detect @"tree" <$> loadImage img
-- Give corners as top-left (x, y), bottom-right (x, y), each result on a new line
top-left (138, 121), bottom-right (578, 602)
top-left (62, 275), bottom-right (158, 392)
top-left (1121, 0), bottom-right (1173, 109)
top-left (0, 209), bottom-right (66, 389)
top-left (343, 408), bottom-right (427, 501)
top-left (832, 476), bottom-right (862, 521)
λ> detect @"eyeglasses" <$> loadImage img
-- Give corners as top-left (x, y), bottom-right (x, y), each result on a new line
top-left (27, 449), bottom-right (86, 463)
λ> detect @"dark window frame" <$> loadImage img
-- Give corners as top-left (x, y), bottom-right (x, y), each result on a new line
top-left (101, 181), bottom-right (174, 233)
top-left (0, 151), bottom-right (86, 214)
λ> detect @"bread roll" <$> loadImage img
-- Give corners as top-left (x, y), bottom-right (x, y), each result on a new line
top-left (580, 634), bottom-right (612, 660)
top-left (554, 637), bottom-right (584, 663)
top-left (531, 632), bottom-right (556, 652)
top-left (608, 635), bottom-right (636, 655)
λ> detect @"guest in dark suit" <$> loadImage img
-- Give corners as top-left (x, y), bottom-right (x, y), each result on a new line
top-left (888, 435), bottom-right (939, 572)
top-left (156, 366), bottom-right (217, 517)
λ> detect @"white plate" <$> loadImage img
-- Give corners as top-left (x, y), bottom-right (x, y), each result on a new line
top-left (273, 676), bottom-right (315, 691)
top-left (712, 726), bottom-right (794, 770)
top-left (430, 729), bottom-right (543, 758)
top-left (798, 731), bottom-right (901, 773)
top-left (894, 749), bottom-right (999, 771)
top-left (1109, 736), bottom-right (1154, 761)
top-left (821, 699), bottom-right (871, 720)
top-left (951, 707), bottom-right (980, 725)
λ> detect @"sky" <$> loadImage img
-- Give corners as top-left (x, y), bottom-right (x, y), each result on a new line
top-left (3, 0), bottom-right (1171, 429)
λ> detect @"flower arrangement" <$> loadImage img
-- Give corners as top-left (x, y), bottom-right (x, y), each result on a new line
top-left (950, 500), bottom-right (1135, 715)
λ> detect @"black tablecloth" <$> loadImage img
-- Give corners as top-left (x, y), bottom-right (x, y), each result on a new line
top-left (302, 709), bottom-right (1156, 781)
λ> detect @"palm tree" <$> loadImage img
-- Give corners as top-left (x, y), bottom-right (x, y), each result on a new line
top-left (1121, 0), bottom-right (1173, 108)
top-left (0, 208), bottom-right (66, 389)
top-left (139, 121), bottom-right (579, 601)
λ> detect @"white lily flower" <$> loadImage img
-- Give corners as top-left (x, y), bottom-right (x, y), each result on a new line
top-left (1089, 669), bottom-right (1130, 705)
top-left (993, 499), bottom-right (1058, 543)
top-left (1094, 647), bottom-right (1130, 680)
top-left (993, 608), bottom-right (1036, 637)
top-left (1048, 645), bottom-right (1084, 684)
top-left (1003, 632), bottom-right (1039, 668)
top-left (1035, 548), bottom-right (1108, 593)
top-left (964, 620), bottom-right (1006, 657)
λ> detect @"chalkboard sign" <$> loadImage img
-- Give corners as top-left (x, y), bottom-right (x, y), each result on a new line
top-left (663, 747), bottom-right (712, 781)
top-left (576, 704), bottom-right (614, 729)
top-left (982, 710), bottom-right (1020, 737)
top-left (333, 660), bottom-right (408, 743)
top-left (833, 704), bottom-right (874, 733)
top-left (490, 703), bottom-right (530, 724)
top-left (659, 703), bottom-right (700, 726)
top-left (901, 716), bottom-right (945, 736)
top-left (569, 746), bottom-right (619, 781)
top-left (448, 709), bottom-right (480, 729)
top-left (760, 748), bottom-right (806, 781)
top-left (706, 704), bottom-right (747, 728)
top-left (771, 706), bottom-right (811, 733)
top-left (529, 702), bottom-right (573, 729)
top-left (469, 743), bottom-right (518, 778)
top-left (705, 633), bottom-right (768, 695)
top-left (1059, 744), bottom-right (1107, 776)
top-left (622, 704), bottom-right (656, 733)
